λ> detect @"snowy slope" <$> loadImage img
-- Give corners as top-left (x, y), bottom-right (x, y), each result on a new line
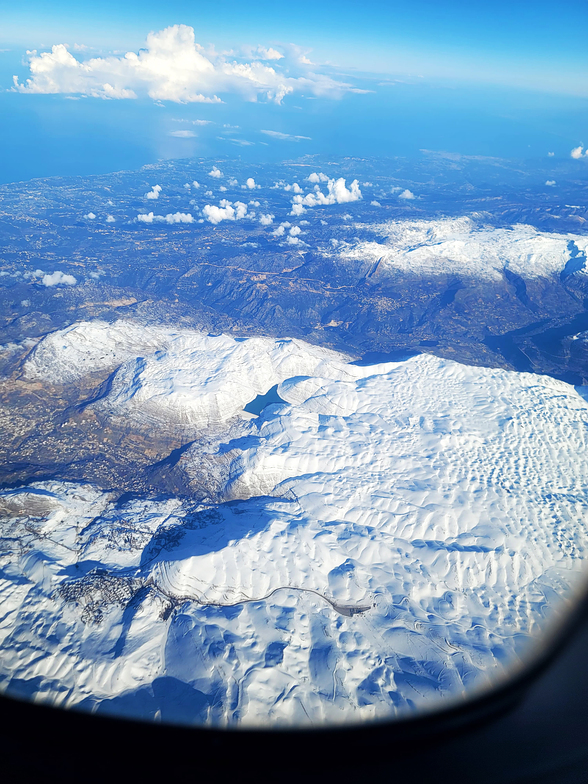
top-left (24, 321), bottom-right (357, 428)
top-left (337, 216), bottom-right (588, 280)
top-left (2, 322), bottom-right (588, 728)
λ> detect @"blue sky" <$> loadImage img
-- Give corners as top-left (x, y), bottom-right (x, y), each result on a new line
top-left (0, 1), bottom-right (587, 182)
top-left (2, 0), bottom-right (587, 92)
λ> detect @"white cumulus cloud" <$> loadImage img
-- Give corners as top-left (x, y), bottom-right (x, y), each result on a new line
top-left (202, 199), bottom-right (248, 224)
top-left (14, 25), bottom-right (356, 105)
top-left (137, 212), bottom-right (194, 224)
top-left (398, 189), bottom-right (416, 200)
top-left (273, 223), bottom-right (288, 236)
top-left (145, 184), bottom-right (162, 200)
top-left (209, 166), bottom-right (223, 178)
top-left (571, 146), bottom-right (585, 159)
top-left (83, 212), bottom-right (96, 219)
top-left (42, 271), bottom-right (77, 287)
top-left (545, 180), bottom-right (556, 187)
top-left (246, 177), bottom-right (258, 189)
top-left (307, 172), bottom-right (328, 183)
top-left (259, 213), bottom-right (274, 225)
top-left (291, 177), bottom-right (362, 210)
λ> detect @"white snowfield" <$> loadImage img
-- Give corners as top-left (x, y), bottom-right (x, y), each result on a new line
top-left (337, 216), bottom-right (588, 280)
top-left (23, 321), bottom-right (357, 429)
top-left (3, 322), bottom-right (588, 728)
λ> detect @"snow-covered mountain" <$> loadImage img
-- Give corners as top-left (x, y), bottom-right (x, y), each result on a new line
top-left (24, 321), bottom-right (357, 429)
top-left (336, 217), bottom-right (588, 281)
top-left (2, 321), bottom-right (588, 727)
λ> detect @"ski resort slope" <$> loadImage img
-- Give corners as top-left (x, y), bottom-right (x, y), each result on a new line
top-left (2, 322), bottom-right (588, 727)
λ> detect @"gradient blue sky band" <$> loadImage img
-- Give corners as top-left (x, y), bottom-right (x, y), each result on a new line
top-left (1, 0), bottom-right (587, 94)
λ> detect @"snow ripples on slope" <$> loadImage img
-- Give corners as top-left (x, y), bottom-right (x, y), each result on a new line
top-left (2, 322), bottom-right (588, 727)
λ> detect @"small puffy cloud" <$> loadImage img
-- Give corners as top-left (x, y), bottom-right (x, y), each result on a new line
top-left (23, 269), bottom-right (45, 280)
top-left (228, 177), bottom-right (238, 186)
top-left (83, 211), bottom-right (96, 219)
top-left (165, 212), bottom-right (195, 223)
top-left (249, 200), bottom-right (260, 207)
top-left (169, 129), bottom-right (196, 138)
top-left (273, 223), bottom-right (288, 236)
top-left (106, 215), bottom-right (115, 222)
top-left (261, 130), bottom-right (311, 141)
top-left (205, 189), bottom-right (213, 196)
top-left (571, 146), bottom-right (585, 159)
top-left (289, 226), bottom-right (301, 236)
top-left (291, 177), bottom-right (362, 210)
top-left (137, 212), bottom-right (194, 224)
top-left (307, 172), bottom-right (328, 183)
top-left (209, 166), bottom-right (223, 178)
top-left (246, 177), bottom-right (258, 189)
top-left (286, 235), bottom-right (304, 245)
top-left (545, 180), bottom-right (556, 187)
top-left (219, 185), bottom-right (227, 191)
top-left (284, 182), bottom-right (303, 194)
top-left (370, 200), bottom-right (382, 207)
top-left (145, 184), bottom-right (162, 199)
top-left (192, 180), bottom-right (200, 188)
top-left (398, 189), bottom-right (415, 200)
top-left (290, 203), bottom-right (306, 216)
top-left (548, 152), bottom-right (555, 157)
top-left (42, 271), bottom-right (77, 287)
top-left (259, 213), bottom-right (274, 225)
top-left (202, 199), bottom-right (247, 224)
top-left (320, 219), bottom-right (328, 226)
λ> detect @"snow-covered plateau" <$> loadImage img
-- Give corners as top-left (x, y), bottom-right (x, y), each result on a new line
top-left (2, 320), bottom-right (588, 727)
